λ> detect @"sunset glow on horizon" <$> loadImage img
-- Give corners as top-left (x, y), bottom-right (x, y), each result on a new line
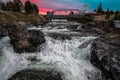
top-left (21, 0), bottom-right (120, 15)
top-left (39, 8), bottom-right (52, 15)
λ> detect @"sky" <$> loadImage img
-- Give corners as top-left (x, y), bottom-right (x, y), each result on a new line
top-left (2, 0), bottom-right (120, 14)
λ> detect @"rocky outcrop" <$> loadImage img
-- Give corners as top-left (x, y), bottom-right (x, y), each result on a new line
top-left (91, 35), bottom-right (120, 80)
top-left (80, 20), bottom-right (120, 36)
top-left (48, 33), bottom-right (71, 40)
top-left (8, 69), bottom-right (62, 80)
top-left (94, 20), bottom-right (117, 33)
top-left (6, 22), bottom-right (45, 53)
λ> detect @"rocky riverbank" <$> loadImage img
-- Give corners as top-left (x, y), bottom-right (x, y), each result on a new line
top-left (87, 20), bottom-right (120, 80)
top-left (66, 20), bottom-right (120, 80)
top-left (8, 69), bottom-right (62, 80)
top-left (0, 11), bottom-right (47, 26)
top-left (91, 35), bottom-right (120, 80)
top-left (0, 12), bottom-right (120, 80)
top-left (0, 11), bottom-right (47, 38)
top-left (6, 23), bottom-right (45, 53)
top-left (0, 11), bottom-right (47, 53)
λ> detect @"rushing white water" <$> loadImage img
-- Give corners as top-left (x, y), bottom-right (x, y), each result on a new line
top-left (0, 20), bottom-right (101, 80)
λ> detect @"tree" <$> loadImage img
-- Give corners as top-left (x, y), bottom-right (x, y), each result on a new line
top-left (6, 1), bottom-right (14, 11)
top-left (13, 0), bottom-right (23, 12)
top-left (97, 2), bottom-right (103, 13)
top-left (1, 2), bottom-right (6, 11)
top-left (94, 9), bottom-right (97, 12)
top-left (115, 10), bottom-right (119, 14)
top-left (106, 8), bottom-right (110, 14)
top-left (25, 0), bottom-right (33, 14)
top-left (32, 4), bottom-right (39, 14)
top-left (69, 11), bottom-right (74, 15)
top-left (109, 10), bottom-right (114, 14)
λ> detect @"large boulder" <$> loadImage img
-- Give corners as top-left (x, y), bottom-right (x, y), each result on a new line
top-left (6, 22), bottom-right (45, 53)
top-left (28, 30), bottom-right (45, 47)
top-left (8, 69), bottom-right (62, 80)
top-left (91, 35), bottom-right (120, 80)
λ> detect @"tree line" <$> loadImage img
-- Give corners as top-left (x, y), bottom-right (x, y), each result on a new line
top-left (0, 0), bottom-right (39, 14)
top-left (95, 2), bottom-right (120, 20)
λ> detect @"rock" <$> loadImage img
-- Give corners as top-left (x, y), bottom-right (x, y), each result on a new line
top-left (78, 14), bottom-right (94, 23)
top-left (78, 40), bottom-right (92, 48)
top-left (66, 25), bottom-right (79, 30)
top-left (94, 20), bottom-right (116, 33)
top-left (28, 30), bottom-right (45, 46)
top-left (8, 69), bottom-right (62, 80)
top-left (91, 35), bottom-right (120, 80)
top-left (81, 22), bottom-right (96, 29)
top-left (48, 33), bottom-right (71, 40)
top-left (0, 26), bottom-right (8, 38)
top-left (6, 23), bottom-right (45, 53)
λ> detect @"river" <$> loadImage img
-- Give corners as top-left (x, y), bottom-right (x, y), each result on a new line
top-left (0, 19), bottom-right (101, 80)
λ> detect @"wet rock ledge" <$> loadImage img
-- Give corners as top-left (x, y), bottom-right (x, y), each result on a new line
top-left (91, 35), bottom-right (120, 80)
top-left (8, 69), bottom-right (62, 80)
top-left (6, 23), bottom-right (45, 53)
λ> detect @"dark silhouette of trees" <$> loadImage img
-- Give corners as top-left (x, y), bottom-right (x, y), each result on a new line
top-left (69, 11), bottom-right (74, 15)
top-left (114, 10), bottom-right (120, 20)
top-left (32, 4), bottom-right (39, 14)
top-left (0, 2), bottom-right (6, 11)
top-left (13, 0), bottom-right (23, 12)
top-left (0, 0), bottom-right (23, 12)
top-left (25, 1), bottom-right (39, 14)
top-left (115, 10), bottom-right (119, 14)
top-left (25, 0), bottom-right (33, 14)
top-left (106, 8), bottom-right (110, 14)
top-left (24, 0), bottom-right (39, 14)
top-left (109, 10), bottom-right (113, 15)
top-left (6, 1), bottom-right (14, 11)
top-left (97, 2), bottom-right (103, 13)
top-left (0, 0), bottom-right (39, 15)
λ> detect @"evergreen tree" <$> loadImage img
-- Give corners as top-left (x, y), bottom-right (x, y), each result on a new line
top-left (13, 0), bottom-right (23, 12)
top-left (97, 2), bottom-right (103, 13)
top-left (25, 0), bottom-right (33, 14)
top-left (1, 2), bottom-right (6, 11)
top-left (94, 9), bottom-right (97, 12)
top-left (6, 1), bottom-right (14, 11)
top-left (115, 10), bottom-right (119, 14)
top-left (109, 10), bottom-right (113, 14)
top-left (106, 8), bottom-right (110, 14)
top-left (32, 4), bottom-right (39, 14)
top-left (69, 11), bottom-right (74, 15)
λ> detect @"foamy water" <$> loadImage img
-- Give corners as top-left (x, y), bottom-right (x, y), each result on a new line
top-left (0, 20), bottom-right (101, 80)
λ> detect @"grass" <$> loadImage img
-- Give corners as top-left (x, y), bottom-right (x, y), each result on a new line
top-left (0, 11), bottom-right (47, 25)
top-left (94, 14), bottom-right (116, 20)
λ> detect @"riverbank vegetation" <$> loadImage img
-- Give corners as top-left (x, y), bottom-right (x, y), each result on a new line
top-left (0, 0), bottom-right (39, 14)
top-left (0, 0), bottom-right (46, 26)
top-left (0, 11), bottom-right (46, 26)
top-left (94, 2), bottom-right (120, 20)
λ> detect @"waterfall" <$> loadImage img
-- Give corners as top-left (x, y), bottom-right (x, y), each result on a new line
top-left (0, 20), bottom-right (101, 80)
